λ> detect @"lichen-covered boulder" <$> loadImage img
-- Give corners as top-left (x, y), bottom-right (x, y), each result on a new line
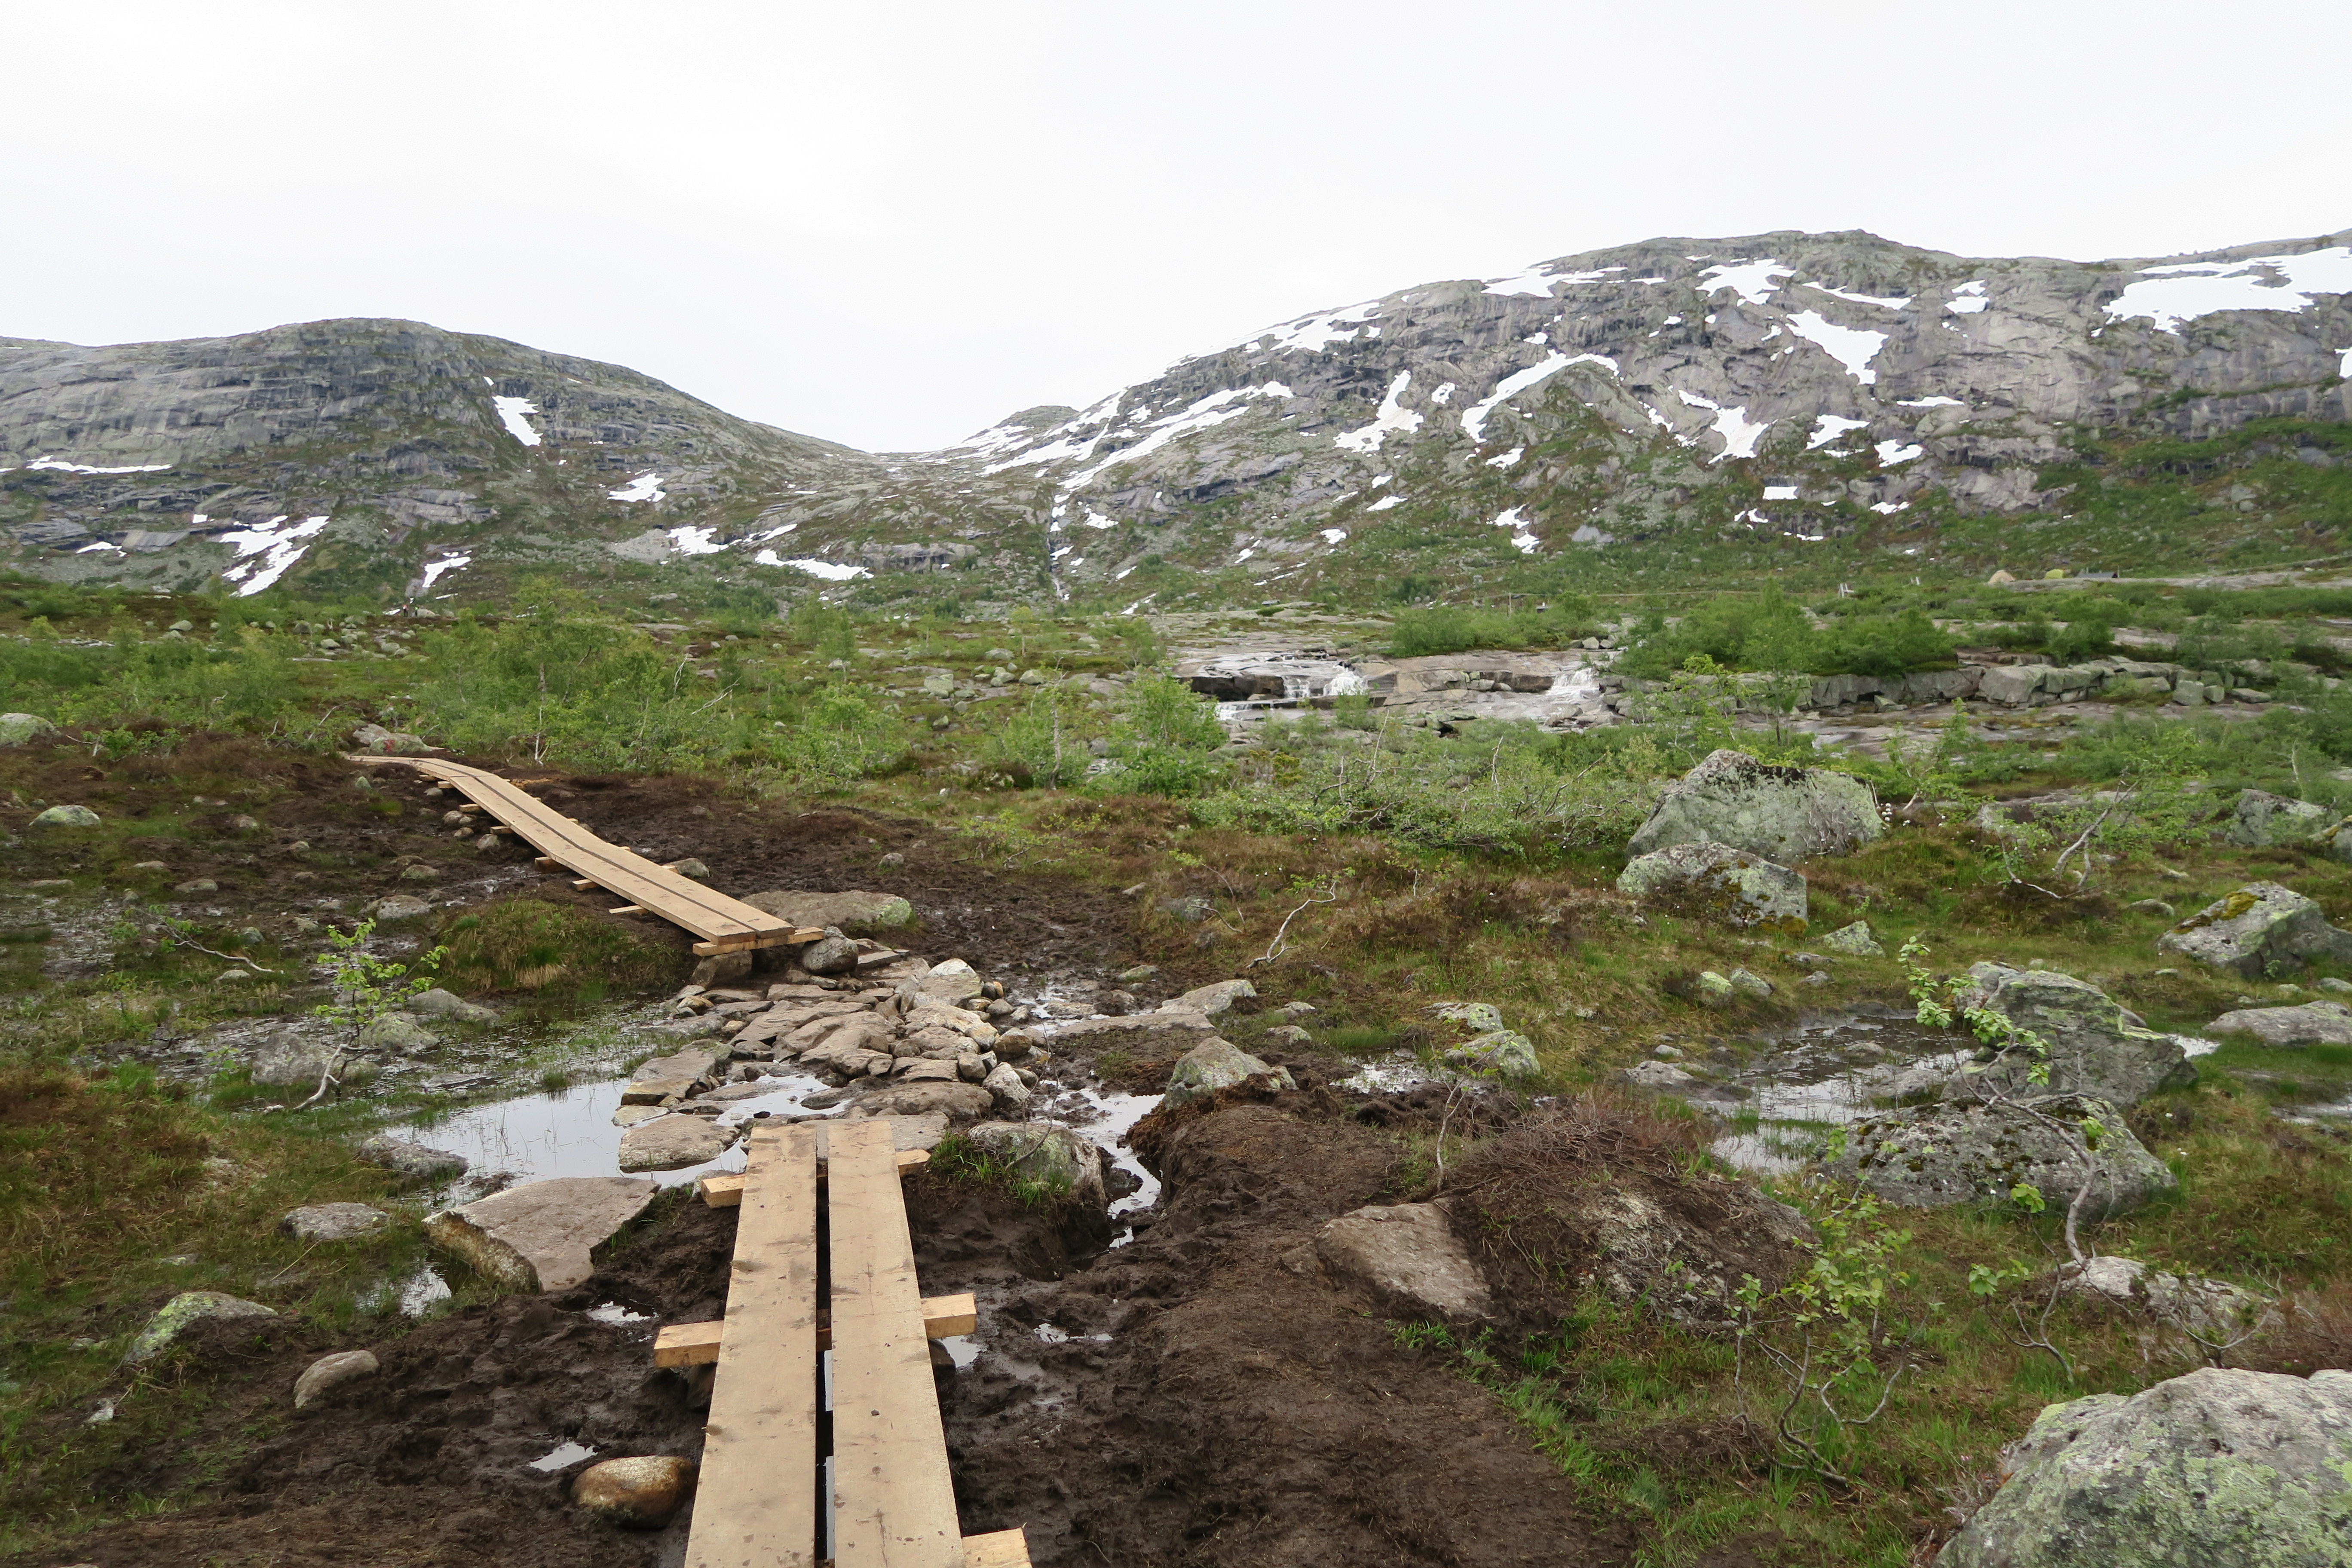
top-left (1164, 1038), bottom-right (1294, 1108)
top-left (0, 713), bottom-right (58, 746)
top-left (961, 1121), bottom-right (1106, 1209)
top-left (2055, 1256), bottom-right (2274, 1341)
top-left (354, 1134), bottom-right (469, 1180)
top-left (126, 1291), bottom-right (278, 1363)
top-left (1828, 1095), bottom-right (2174, 1219)
top-left (1954, 963), bottom-right (2196, 1106)
top-left (1818, 919), bottom-right (1884, 956)
top-left (2159, 882), bottom-right (2352, 978)
top-left (2208, 1001), bottom-right (2352, 1048)
top-left (1939, 1368), bottom-right (2352, 1568)
top-left (2223, 789), bottom-right (2334, 848)
top-left (30, 803), bottom-right (99, 828)
top-left (1616, 842), bottom-right (1807, 932)
top-left (1444, 1029), bottom-right (1539, 1079)
top-left (1626, 749), bottom-right (1881, 862)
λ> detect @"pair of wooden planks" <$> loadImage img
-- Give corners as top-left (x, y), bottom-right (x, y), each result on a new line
top-left (343, 753), bottom-right (801, 956)
top-left (683, 1118), bottom-right (1023, 1568)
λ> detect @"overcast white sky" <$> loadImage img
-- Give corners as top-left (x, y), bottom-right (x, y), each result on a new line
top-left (6, 0), bottom-right (2344, 453)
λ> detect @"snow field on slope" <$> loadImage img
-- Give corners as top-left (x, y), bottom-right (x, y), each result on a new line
top-left (2103, 247), bottom-right (2352, 334)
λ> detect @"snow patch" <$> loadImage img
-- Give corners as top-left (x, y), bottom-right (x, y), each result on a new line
top-left (772, 558), bottom-right (868, 581)
top-left (1807, 415), bottom-right (1869, 450)
top-left (1485, 447), bottom-right (1525, 469)
top-left (28, 455), bottom-right (172, 475)
top-left (1898, 396), bottom-right (1965, 407)
top-left (1944, 280), bottom-right (1989, 315)
top-left (1698, 259), bottom-right (1791, 306)
top-left (1083, 510), bottom-right (1119, 530)
top-left (1482, 264), bottom-right (1621, 298)
top-left (1459, 353), bottom-right (1613, 441)
top-left (1217, 300), bottom-right (1380, 358)
top-left (1764, 485), bottom-right (1799, 500)
top-left (2104, 247), bottom-right (2352, 333)
top-left (666, 525), bottom-right (726, 557)
top-left (420, 553), bottom-right (472, 590)
top-left (492, 396), bottom-right (544, 447)
top-left (1784, 311), bottom-right (1889, 385)
top-left (1876, 440), bottom-right (1924, 466)
top-left (1063, 383), bottom-right (1292, 490)
top-left (1319, 528), bottom-right (1348, 544)
top-left (1365, 494), bottom-right (1406, 512)
top-left (1872, 501), bottom-right (1910, 514)
top-left (607, 472), bottom-right (664, 504)
top-left (1333, 371), bottom-right (1424, 453)
top-left (217, 514), bottom-right (331, 597)
top-left (1803, 282), bottom-right (1911, 309)
top-left (1677, 392), bottom-right (1769, 462)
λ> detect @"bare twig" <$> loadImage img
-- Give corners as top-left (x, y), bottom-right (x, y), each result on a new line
top-left (1251, 888), bottom-right (1338, 967)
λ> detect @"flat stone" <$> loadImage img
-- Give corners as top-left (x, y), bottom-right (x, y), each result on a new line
top-left (1622, 1060), bottom-right (1697, 1089)
top-left (293, 1349), bottom-right (379, 1408)
top-left (354, 1134), bottom-right (469, 1180)
top-left (616, 1116), bottom-right (739, 1172)
top-left (356, 1014), bottom-right (438, 1054)
top-left (741, 889), bottom-right (916, 935)
top-left (366, 893), bottom-right (433, 922)
top-left (612, 1103), bottom-right (666, 1127)
top-left (1313, 1204), bottom-right (1493, 1320)
top-left (1828, 1095), bottom-right (2175, 1219)
top-left (1818, 920), bottom-right (1884, 956)
top-left (1160, 979), bottom-right (1257, 1016)
top-left (2207, 1001), bottom-right (2352, 1047)
top-left (423, 1176), bottom-right (658, 1291)
top-left (572, 1455), bottom-right (698, 1529)
top-left (405, 987), bottom-right (498, 1023)
top-left (125, 1291), bottom-right (277, 1363)
top-left (850, 1081), bottom-right (994, 1119)
top-left (1028, 1011), bottom-right (1219, 1051)
top-left (895, 1057), bottom-right (962, 1081)
top-left (279, 1203), bottom-right (390, 1242)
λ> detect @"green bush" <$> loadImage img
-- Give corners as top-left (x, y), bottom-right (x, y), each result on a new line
top-left (1390, 600), bottom-right (1596, 657)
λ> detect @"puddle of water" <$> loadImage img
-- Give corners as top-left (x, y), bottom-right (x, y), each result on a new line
top-left (1709, 1131), bottom-right (1814, 1176)
top-left (585, 1302), bottom-right (651, 1325)
top-left (937, 1334), bottom-right (982, 1369)
top-left (1061, 1085), bottom-right (1164, 1221)
top-left (528, 1440), bottom-right (597, 1472)
top-left (1033, 1323), bottom-right (1070, 1344)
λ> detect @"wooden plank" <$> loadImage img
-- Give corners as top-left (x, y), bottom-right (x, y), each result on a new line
top-left (609, 904), bottom-right (648, 916)
top-left (696, 1148), bottom-right (929, 1207)
top-left (683, 1123), bottom-right (823, 1568)
top-left (652, 1296), bottom-right (979, 1366)
top-left (961, 1528), bottom-right (1032, 1568)
top-left (830, 1116), bottom-right (963, 1568)
top-left (343, 754), bottom-right (795, 949)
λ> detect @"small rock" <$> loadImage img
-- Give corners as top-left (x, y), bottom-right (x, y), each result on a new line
top-left (617, 1116), bottom-right (741, 1172)
top-left (983, 1062), bottom-right (1032, 1111)
top-left (572, 1455), bottom-right (698, 1529)
top-left (293, 1349), bottom-right (380, 1408)
top-left (1164, 1038), bottom-right (1295, 1107)
top-left (357, 1014), bottom-right (438, 1053)
top-left (2206, 1001), bottom-right (2352, 1048)
top-left (365, 893), bottom-right (433, 923)
top-left (1622, 1060), bottom-right (1697, 1089)
top-left (1117, 964), bottom-right (1159, 982)
top-left (2127, 898), bottom-right (2177, 919)
top-left (1275, 1000), bottom-right (1316, 1017)
top-left (668, 858), bottom-right (710, 880)
top-left (2322, 978), bottom-right (2352, 995)
top-left (280, 1203), bottom-right (390, 1242)
top-left (1161, 978), bottom-right (1256, 1016)
top-left (31, 804), bottom-right (100, 828)
top-left (1265, 1024), bottom-right (1313, 1046)
top-left (1727, 966), bottom-right (1773, 998)
top-left (174, 877), bottom-right (219, 894)
top-left (405, 987), bottom-right (498, 1023)
top-left (799, 934), bottom-right (861, 975)
top-left (1157, 895), bottom-right (1216, 924)
top-left (354, 1134), bottom-right (469, 1180)
top-left (1616, 841), bottom-right (1808, 931)
top-left (962, 1121), bottom-right (1104, 1207)
top-left (398, 863), bottom-right (441, 882)
top-left (125, 1291), bottom-right (277, 1363)
top-left (1803, 970), bottom-right (1831, 986)
top-left (1444, 1029), bottom-right (1540, 1078)
top-left (1694, 971), bottom-right (1737, 1007)
top-left (1817, 921), bottom-right (1885, 957)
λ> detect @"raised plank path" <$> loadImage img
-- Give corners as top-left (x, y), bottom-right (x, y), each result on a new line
top-left (346, 754), bottom-right (815, 955)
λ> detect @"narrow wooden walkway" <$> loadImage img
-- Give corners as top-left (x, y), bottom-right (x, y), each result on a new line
top-left (346, 754), bottom-right (812, 956)
top-left (671, 1121), bottom-right (1028, 1568)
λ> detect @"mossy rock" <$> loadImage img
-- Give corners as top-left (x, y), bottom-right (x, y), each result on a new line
top-left (435, 897), bottom-right (689, 997)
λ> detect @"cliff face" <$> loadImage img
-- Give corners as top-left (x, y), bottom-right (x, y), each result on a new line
top-left (6, 227), bottom-right (2349, 602)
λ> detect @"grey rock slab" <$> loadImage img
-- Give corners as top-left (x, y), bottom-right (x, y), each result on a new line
top-left (851, 1080), bottom-right (995, 1119)
top-left (1956, 962), bottom-right (2196, 1106)
top-left (126, 1291), bottom-right (277, 1363)
top-left (293, 1348), bottom-right (380, 1408)
top-left (1625, 748), bottom-right (1881, 862)
top-left (354, 1134), bottom-right (468, 1180)
top-left (1622, 1060), bottom-right (1698, 1089)
top-left (1616, 842), bottom-right (1808, 931)
top-left (356, 1014), bottom-right (438, 1054)
top-left (2056, 1255), bottom-right (2274, 1340)
top-left (615, 1115), bottom-right (740, 1172)
top-left (1027, 1011), bottom-right (1220, 1050)
top-left (1818, 919), bottom-right (1885, 956)
top-left (364, 893), bottom-right (432, 922)
top-left (1164, 1038), bottom-right (1295, 1108)
top-left (2160, 882), bottom-right (2352, 979)
top-left (1828, 1095), bottom-right (2175, 1219)
top-left (248, 1037), bottom-right (375, 1090)
top-left (1159, 979), bottom-right (1257, 1016)
top-left (964, 1120), bottom-right (1106, 1209)
top-left (1940, 1367), bottom-right (2352, 1568)
top-left (2223, 788), bottom-right (2335, 848)
top-left (741, 889), bottom-right (916, 935)
top-left (404, 987), bottom-right (497, 1023)
top-left (2208, 1001), bottom-right (2352, 1047)
top-left (1312, 1203), bottom-right (1494, 1321)
top-left (279, 1203), bottom-right (390, 1242)
top-left (423, 1176), bottom-right (658, 1291)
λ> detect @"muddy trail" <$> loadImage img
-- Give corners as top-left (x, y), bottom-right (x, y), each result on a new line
top-left (31, 1064), bottom-right (1813, 1568)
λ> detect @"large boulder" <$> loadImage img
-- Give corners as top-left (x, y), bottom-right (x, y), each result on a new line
top-left (1940, 1368), bottom-right (2352, 1568)
top-left (741, 889), bottom-right (916, 937)
top-left (424, 1176), bottom-right (658, 1291)
top-left (1164, 1038), bottom-right (1295, 1108)
top-left (2223, 789), bottom-right (2334, 849)
top-left (1828, 1096), bottom-right (2175, 1219)
top-left (962, 1121), bottom-right (1107, 1209)
top-left (1954, 964), bottom-right (2196, 1106)
top-left (0, 713), bottom-right (58, 746)
top-left (2159, 883), bottom-right (2352, 978)
top-left (1616, 842), bottom-right (1808, 932)
top-left (1625, 749), bottom-right (1880, 862)
top-left (1309, 1204), bottom-right (1493, 1321)
top-left (2208, 1001), bottom-right (2352, 1048)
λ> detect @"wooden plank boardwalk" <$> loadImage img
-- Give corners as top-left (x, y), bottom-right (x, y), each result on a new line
top-left (671, 1120), bottom-right (1029, 1568)
top-left (346, 754), bottom-right (813, 956)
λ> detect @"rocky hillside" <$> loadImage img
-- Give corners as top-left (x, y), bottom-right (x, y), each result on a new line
top-left (6, 227), bottom-right (2350, 605)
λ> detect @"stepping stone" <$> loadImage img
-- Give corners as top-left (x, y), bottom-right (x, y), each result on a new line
top-left (424, 1176), bottom-right (658, 1291)
top-left (617, 1115), bottom-right (740, 1172)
